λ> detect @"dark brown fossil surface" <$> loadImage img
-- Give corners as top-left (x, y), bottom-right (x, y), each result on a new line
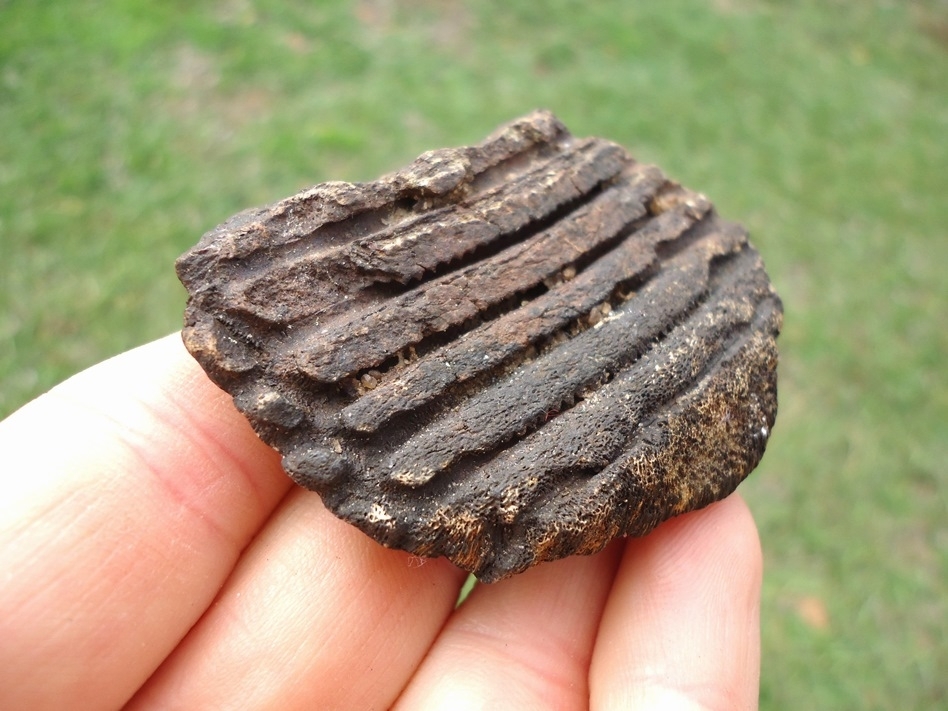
top-left (177, 110), bottom-right (783, 582)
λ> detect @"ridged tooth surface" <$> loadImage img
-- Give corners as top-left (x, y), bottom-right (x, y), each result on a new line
top-left (177, 110), bottom-right (783, 582)
top-left (339, 192), bottom-right (713, 434)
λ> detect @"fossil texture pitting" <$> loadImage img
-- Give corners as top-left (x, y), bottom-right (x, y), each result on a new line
top-left (177, 110), bottom-right (783, 582)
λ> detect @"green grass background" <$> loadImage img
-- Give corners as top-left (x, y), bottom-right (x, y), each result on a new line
top-left (2, 0), bottom-right (945, 706)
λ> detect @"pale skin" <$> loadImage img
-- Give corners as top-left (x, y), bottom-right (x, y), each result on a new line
top-left (0, 334), bottom-right (761, 710)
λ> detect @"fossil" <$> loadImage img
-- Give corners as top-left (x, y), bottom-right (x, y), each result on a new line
top-left (177, 110), bottom-right (782, 582)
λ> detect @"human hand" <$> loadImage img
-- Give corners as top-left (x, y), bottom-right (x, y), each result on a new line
top-left (0, 335), bottom-right (761, 710)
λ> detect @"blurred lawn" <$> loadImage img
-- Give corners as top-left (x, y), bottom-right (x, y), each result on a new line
top-left (1, 0), bottom-right (945, 707)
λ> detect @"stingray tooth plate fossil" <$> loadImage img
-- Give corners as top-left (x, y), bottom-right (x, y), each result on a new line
top-left (176, 110), bottom-right (783, 582)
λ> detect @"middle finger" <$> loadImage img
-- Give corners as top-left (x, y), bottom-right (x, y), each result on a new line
top-left (393, 542), bottom-right (622, 710)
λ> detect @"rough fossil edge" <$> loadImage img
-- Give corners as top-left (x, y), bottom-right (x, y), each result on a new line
top-left (177, 110), bottom-right (783, 582)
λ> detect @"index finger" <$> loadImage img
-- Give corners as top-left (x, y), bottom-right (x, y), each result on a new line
top-left (0, 334), bottom-right (291, 710)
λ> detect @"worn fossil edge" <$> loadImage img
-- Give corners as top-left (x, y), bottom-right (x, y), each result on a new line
top-left (177, 110), bottom-right (783, 582)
